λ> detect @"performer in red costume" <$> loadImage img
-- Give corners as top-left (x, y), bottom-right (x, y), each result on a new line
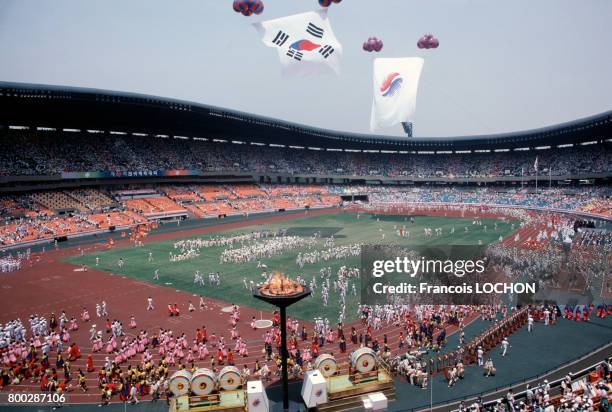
top-left (68, 342), bottom-right (81, 361)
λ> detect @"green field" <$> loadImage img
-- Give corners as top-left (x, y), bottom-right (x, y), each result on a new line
top-left (68, 212), bottom-right (516, 321)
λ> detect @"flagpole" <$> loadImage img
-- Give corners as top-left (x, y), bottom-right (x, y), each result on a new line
top-left (549, 167), bottom-right (552, 189)
top-left (534, 157), bottom-right (538, 194)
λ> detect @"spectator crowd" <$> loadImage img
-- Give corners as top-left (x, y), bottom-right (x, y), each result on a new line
top-left (0, 133), bottom-right (610, 178)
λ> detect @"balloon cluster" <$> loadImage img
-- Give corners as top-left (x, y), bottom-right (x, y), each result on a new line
top-left (417, 33), bottom-right (439, 49)
top-left (318, 0), bottom-right (342, 7)
top-left (362, 37), bottom-right (383, 52)
top-left (232, 0), bottom-right (264, 16)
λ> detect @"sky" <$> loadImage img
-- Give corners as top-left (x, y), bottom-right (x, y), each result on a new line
top-left (0, 0), bottom-right (611, 138)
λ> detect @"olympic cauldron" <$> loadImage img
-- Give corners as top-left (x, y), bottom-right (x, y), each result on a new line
top-left (253, 272), bottom-right (311, 411)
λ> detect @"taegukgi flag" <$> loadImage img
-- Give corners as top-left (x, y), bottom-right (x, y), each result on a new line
top-left (253, 10), bottom-right (342, 76)
top-left (370, 57), bottom-right (424, 131)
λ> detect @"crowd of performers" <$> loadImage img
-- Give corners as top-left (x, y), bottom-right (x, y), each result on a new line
top-left (0, 312), bottom-right (84, 396)
top-left (390, 303), bottom-right (612, 391)
top-left (389, 305), bottom-right (517, 389)
top-left (220, 235), bottom-right (317, 264)
top-left (1, 301), bottom-right (611, 405)
top-left (0, 253), bottom-right (22, 273)
top-left (455, 306), bottom-right (530, 376)
top-left (0, 305), bottom-right (240, 403)
top-left (0, 303), bottom-right (476, 399)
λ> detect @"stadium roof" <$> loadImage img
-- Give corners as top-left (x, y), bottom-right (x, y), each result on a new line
top-left (1, 81), bottom-right (611, 151)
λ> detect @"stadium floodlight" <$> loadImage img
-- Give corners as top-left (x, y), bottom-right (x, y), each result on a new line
top-left (270, 143), bottom-right (285, 148)
top-left (63, 128), bottom-right (81, 132)
top-left (580, 141), bottom-right (598, 145)
top-left (37, 127), bottom-right (56, 131)
top-left (288, 145), bottom-right (304, 149)
top-left (250, 142), bottom-right (266, 146)
top-left (455, 150), bottom-right (471, 154)
top-left (494, 149), bottom-right (510, 152)
top-left (557, 143), bottom-right (573, 148)
top-left (308, 147), bottom-right (323, 151)
top-left (514, 147), bottom-right (530, 151)
top-left (474, 149), bottom-right (491, 153)
top-left (109, 131), bottom-right (127, 135)
top-left (535, 145), bottom-right (551, 150)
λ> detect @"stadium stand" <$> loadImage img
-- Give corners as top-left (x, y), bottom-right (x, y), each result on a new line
top-left (31, 191), bottom-right (88, 213)
top-left (0, 184), bottom-right (609, 248)
top-left (0, 132), bottom-right (610, 178)
top-left (195, 185), bottom-right (237, 201)
top-left (67, 189), bottom-right (115, 212)
top-left (0, 82), bottom-right (609, 247)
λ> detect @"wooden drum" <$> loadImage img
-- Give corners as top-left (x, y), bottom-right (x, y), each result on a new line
top-left (314, 354), bottom-right (337, 377)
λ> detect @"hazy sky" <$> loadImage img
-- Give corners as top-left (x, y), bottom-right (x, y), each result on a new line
top-left (1, 0), bottom-right (611, 137)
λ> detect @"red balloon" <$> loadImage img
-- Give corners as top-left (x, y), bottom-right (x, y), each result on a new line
top-left (363, 37), bottom-right (383, 53)
top-left (233, 0), bottom-right (263, 17)
top-left (254, 0), bottom-right (264, 14)
top-left (417, 34), bottom-right (439, 50)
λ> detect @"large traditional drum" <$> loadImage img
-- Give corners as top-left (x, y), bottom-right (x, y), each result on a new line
top-left (350, 347), bottom-right (377, 373)
top-left (218, 366), bottom-right (242, 391)
top-left (169, 370), bottom-right (192, 397)
top-left (314, 354), bottom-right (337, 377)
top-left (190, 368), bottom-right (217, 395)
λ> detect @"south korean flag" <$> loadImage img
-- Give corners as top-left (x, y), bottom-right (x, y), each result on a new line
top-left (253, 10), bottom-right (343, 76)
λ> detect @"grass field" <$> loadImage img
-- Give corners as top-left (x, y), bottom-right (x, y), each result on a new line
top-left (68, 212), bottom-right (516, 321)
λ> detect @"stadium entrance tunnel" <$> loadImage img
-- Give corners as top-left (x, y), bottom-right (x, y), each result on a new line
top-left (341, 194), bottom-right (368, 202)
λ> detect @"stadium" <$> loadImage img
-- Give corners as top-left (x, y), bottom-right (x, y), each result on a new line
top-left (0, 80), bottom-right (610, 411)
top-left (0, 2), bottom-right (611, 412)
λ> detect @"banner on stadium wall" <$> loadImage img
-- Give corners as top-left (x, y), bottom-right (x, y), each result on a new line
top-left (370, 57), bottom-right (424, 131)
top-left (60, 169), bottom-right (201, 179)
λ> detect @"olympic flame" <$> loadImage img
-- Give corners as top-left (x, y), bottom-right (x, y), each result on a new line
top-left (258, 272), bottom-right (304, 296)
